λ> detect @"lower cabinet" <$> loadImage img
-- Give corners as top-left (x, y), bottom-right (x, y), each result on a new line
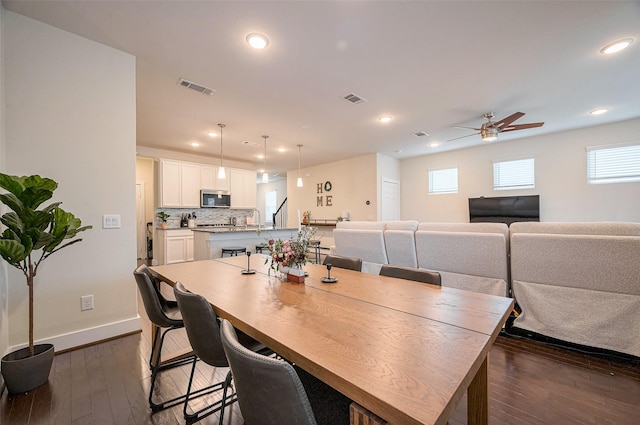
top-left (156, 229), bottom-right (194, 265)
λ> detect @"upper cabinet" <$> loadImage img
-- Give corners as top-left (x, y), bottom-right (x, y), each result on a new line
top-left (230, 169), bottom-right (257, 209)
top-left (158, 159), bottom-right (200, 208)
top-left (158, 159), bottom-right (254, 208)
top-left (200, 165), bottom-right (230, 192)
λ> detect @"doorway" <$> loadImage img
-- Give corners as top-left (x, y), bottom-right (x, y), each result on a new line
top-left (381, 178), bottom-right (400, 221)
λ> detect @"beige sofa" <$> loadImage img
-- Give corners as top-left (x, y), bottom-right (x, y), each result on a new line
top-left (415, 222), bottom-right (510, 297)
top-left (334, 221), bottom-right (510, 296)
top-left (333, 221), bottom-right (388, 273)
top-left (509, 222), bottom-right (640, 358)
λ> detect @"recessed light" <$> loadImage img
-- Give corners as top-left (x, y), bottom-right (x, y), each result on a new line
top-left (256, 154), bottom-right (264, 159)
top-left (246, 33), bottom-right (269, 49)
top-left (278, 148), bottom-right (286, 153)
top-left (589, 108), bottom-right (608, 115)
top-left (600, 38), bottom-right (633, 54)
top-left (429, 142), bottom-right (440, 148)
top-left (190, 141), bottom-right (200, 147)
top-left (378, 116), bottom-right (393, 123)
top-left (207, 132), bottom-right (217, 137)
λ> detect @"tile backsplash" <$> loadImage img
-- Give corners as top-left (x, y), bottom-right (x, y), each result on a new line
top-left (155, 208), bottom-right (256, 228)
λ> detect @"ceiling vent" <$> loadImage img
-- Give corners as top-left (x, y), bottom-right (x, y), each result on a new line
top-left (343, 93), bottom-right (367, 104)
top-left (414, 131), bottom-right (430, 137)
top-left (178, 78), bottom-right (215, 96)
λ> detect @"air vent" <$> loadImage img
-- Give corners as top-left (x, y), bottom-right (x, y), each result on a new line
top-left (343, 92), bottom-right (367, 104)
top-left (414, 131), bottom-right (430, 137)
top-left (242, 140), bottom-right (259, 146)
top-left (178, 79), bottom-right (215, 96)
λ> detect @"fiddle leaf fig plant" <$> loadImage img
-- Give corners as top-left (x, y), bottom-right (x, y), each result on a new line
top-left (0, 173), bottom-right (92, 356)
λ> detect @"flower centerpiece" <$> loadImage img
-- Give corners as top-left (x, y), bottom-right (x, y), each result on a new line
top-left (265, 226), bottom-right (316, 282)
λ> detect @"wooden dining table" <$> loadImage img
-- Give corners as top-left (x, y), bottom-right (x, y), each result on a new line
top-left (150, 255), bottom-right (513, 425)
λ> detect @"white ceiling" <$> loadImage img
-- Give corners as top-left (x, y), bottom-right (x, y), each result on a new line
top-left (4, 1), bottom-right (640, 178)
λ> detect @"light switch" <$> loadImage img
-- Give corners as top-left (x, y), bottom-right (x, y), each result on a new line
top-left (102, 214), bottom-right (121, 229)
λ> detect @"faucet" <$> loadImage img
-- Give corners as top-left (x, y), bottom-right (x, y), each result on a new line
top-left (251, 209), bottom-right (261, 231)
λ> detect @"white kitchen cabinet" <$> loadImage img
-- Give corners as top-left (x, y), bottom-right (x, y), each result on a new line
top-left (200, 165), bottom-right (230, 192)
top-left (230, 169), bottom-right (257, 209)
top-left (158, 159), bottom-right (201, 207)
top-left (156, 229), bottom-right (194, 265)
top-left (180, 163), bottom-right (200, 207)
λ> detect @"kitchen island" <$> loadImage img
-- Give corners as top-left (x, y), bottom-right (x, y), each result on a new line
top-left (193, 226), bottom-right (300, 260)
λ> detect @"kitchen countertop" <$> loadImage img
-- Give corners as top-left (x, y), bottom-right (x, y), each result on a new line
top-left (159, 225), bottom-right (298, 234)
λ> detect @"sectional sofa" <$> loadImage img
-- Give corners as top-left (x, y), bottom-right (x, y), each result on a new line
top-left (332, 220), bottom-right (640, 358)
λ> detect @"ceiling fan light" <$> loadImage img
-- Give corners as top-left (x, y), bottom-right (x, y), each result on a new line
top-left (481, 127), bottom-right (498, 142)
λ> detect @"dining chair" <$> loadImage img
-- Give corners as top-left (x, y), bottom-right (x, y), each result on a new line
top-left (379, 264), bottom-right (442, 286)
top-left (133, 265), bottom-right (195, 412)
top-left (173, 282), bottom-right (270, 425)
top-left (322, 254), bottom-right (362, 271)
top-left (220, 319), bottom-right (318, 425)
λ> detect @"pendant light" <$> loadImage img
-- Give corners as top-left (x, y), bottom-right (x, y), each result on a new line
top-left (217, 123), bottom-right (226, 179)
top-left (262, 135), bottom-right (269, 183)
top-left (296, 144), bottom-right (303, 187)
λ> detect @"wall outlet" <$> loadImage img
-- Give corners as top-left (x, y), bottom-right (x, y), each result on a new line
top-left (81, 295), bottom-right (94, 311)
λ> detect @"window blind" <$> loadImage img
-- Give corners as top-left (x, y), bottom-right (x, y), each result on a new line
top-left (428, 167), bottom-right (458, 194)
top-left (493, 158), bottom-right (535, 190)
top-left (586, 143), bottom-right (640, 184)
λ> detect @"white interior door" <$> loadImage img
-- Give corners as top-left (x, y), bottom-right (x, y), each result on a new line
top-left (381, 178), bottom-right (400, 221)
top-left (136, 181), bottom-right (146, 260)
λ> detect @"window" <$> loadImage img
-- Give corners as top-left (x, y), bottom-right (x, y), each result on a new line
top-left (264, 190), bottom-right (277, 224)
top-left (493, 158), bottom-right (535, 190)
top-left (428, 167), bottom-right (458, 194)
top-left (586, 143), bottom-right (640, 185)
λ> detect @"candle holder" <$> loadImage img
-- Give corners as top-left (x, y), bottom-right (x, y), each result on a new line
top-left (321, 263), bottom-right (338, 283)
top-left (241, 251), bottom-right (256, 274)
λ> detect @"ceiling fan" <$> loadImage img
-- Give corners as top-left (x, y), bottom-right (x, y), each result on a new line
top-left (447, 112), bottom-right (544, 143)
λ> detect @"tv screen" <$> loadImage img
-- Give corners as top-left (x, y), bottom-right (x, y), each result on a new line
top-left (468, 195), bottom-right (539, 225)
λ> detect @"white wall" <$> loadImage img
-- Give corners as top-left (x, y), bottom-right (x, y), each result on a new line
top-left (286, 154), bottom-right (379, 226)
top-left (4, 11), bottom-right (139, 352)
top-left (0, 4), bottom-right (8, 363)
top-left (401, 118), bottom-right (640, 223)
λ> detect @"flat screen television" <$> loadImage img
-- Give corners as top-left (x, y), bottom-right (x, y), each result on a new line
top-left (468, 195), bottom-right (539, 225)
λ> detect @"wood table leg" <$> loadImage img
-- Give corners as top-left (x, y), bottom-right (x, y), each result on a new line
top-left (467, 357), bottom-right (488, 425)
top-left (350, 402), bottom-right (387, 425)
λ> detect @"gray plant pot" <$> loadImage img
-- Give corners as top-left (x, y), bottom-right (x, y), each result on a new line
top-left (1, 343), bottom-right (54, 394)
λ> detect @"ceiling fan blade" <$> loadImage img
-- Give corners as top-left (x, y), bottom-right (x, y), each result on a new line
top-left (501, 122), bottom-right (545, 132)
top-left (445, 132), bottom-right (479, 142)
top-left (453, 125), bottom-right (481, 131)
top-left (493, 112), bottom-right (525, 129)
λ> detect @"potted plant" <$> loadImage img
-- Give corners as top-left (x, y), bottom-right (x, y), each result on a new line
top-left (0, 173), bottom-right (91, 394)
top-left (157, 211), bottom-right (170, 229)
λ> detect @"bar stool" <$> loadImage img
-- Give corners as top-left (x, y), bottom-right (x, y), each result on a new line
top-left (255, 243), bottom-right (269, 254)
top-left (309, 240), bottom-right (321, 263)
top-left (221, 246), bottom-right (247, 257)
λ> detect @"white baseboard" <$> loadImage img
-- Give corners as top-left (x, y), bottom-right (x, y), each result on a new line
top-left (4, 316), bottom-right (141, 355)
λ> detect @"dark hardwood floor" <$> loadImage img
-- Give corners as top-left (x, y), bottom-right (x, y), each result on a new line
top-left (2, 309), bottom-right (639, 424)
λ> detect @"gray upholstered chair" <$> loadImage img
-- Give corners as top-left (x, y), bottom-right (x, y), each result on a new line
top-left (133, 265), bottom-right (195, 412)
top-left (173, 282), bottom-right (270, 424)
top-left (322, 254), bottom-right (362, 272)
top-left (220, 319), bottom-right (318, 425)
top-left (379, 264), bottom-right (442, 286)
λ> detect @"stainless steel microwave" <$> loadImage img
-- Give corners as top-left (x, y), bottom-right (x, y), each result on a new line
top-left (200, 190), bottom-right (231, 208)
